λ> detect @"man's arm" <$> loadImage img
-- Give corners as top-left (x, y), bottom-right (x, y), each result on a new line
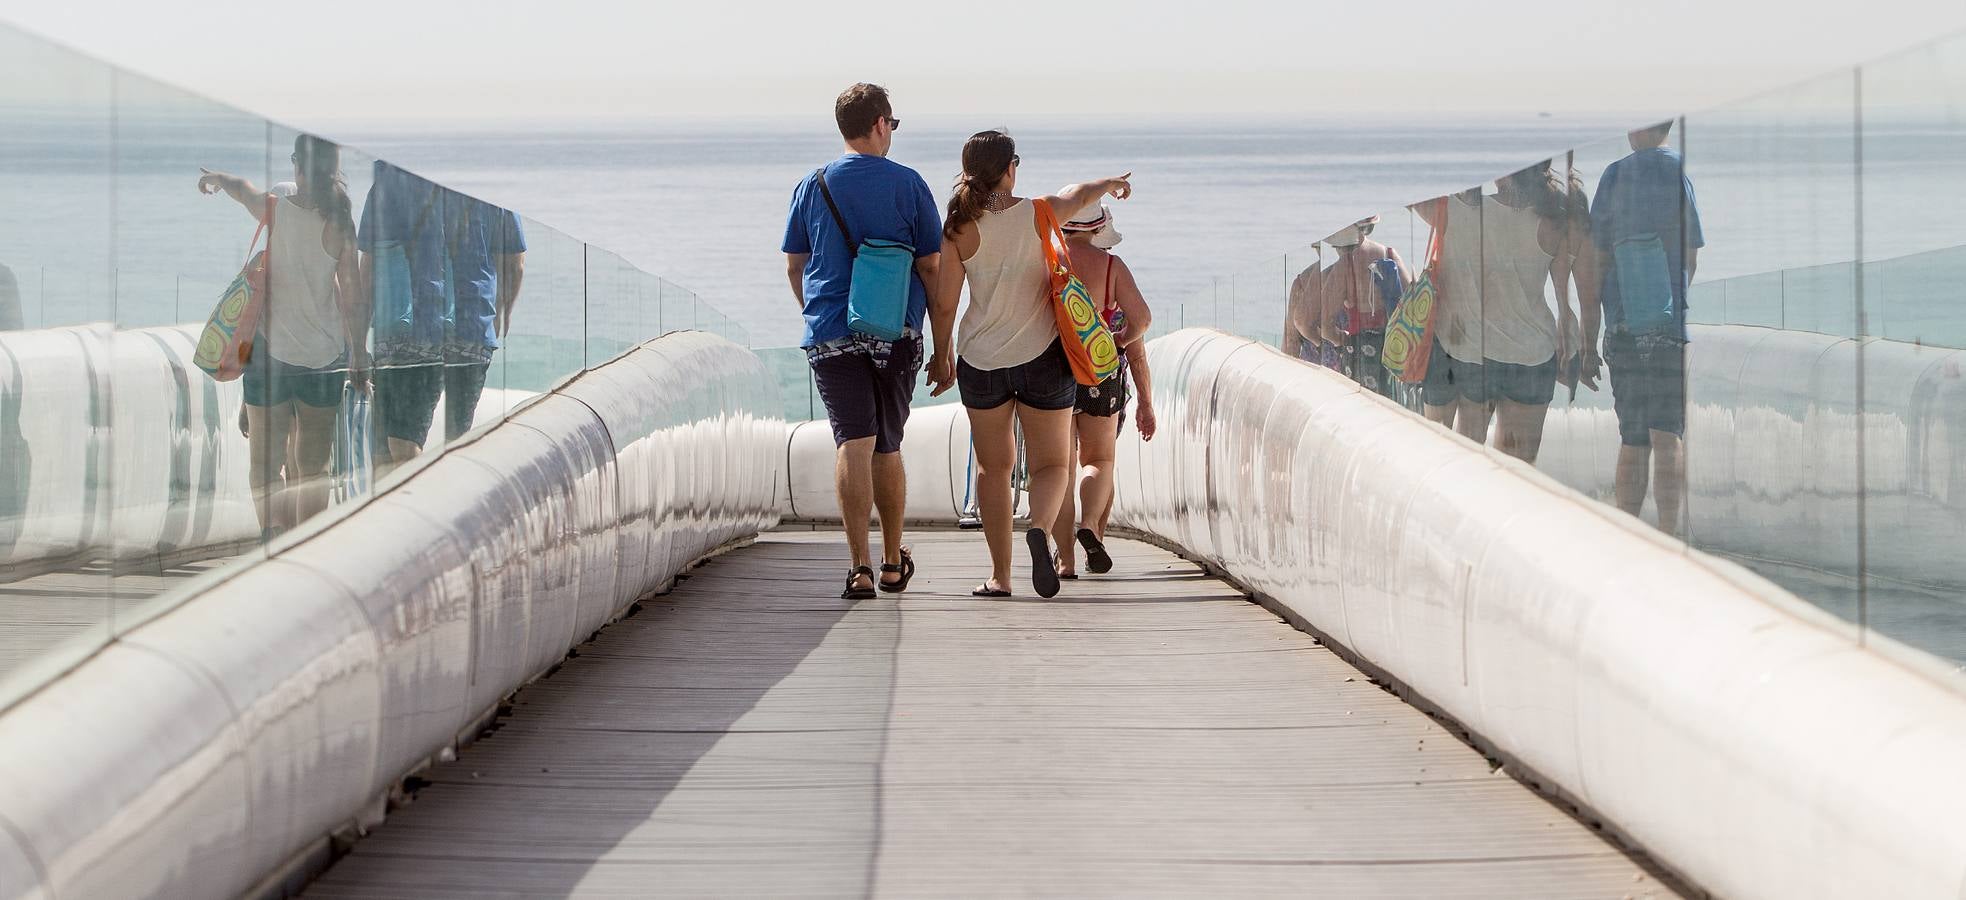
top-left (786, 253), bottom-right (809, 309)
top-left (915, 251), bottom-right (944, 341)
top-left (496, 252), bottom-right (524, 337)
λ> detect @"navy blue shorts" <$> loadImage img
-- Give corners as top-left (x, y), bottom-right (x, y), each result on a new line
top-left (1606, 331), bottom-right (1686, 447)
top-left (957, 340), bottom-right (1076, 412)
top-left (810, 335), bottom-right (922, 454)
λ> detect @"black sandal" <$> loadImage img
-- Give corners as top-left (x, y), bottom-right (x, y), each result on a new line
top-left (842, 565), bottom-right (876, 600)
top-left (1077, 527), bottom-right (1113, 575)
top-left (972, 583), bottom-right (1011, 597)
top-left (1027, 528), bottom-right (1061, 598)
top-left (878, 547), bottom-right (915, 593)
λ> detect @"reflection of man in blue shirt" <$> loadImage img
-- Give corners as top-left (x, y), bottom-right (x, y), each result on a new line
top-left (1589, 121), bottom-right (1705, 536)
top-left (440, 191), bottom-right (526, 442)
top-left (358, 162), bottom-right (449, 464)
top-left (356, 169), bottom-right (526, 464)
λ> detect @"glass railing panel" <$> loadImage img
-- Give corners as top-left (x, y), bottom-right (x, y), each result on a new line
top-left (659, 276), bottom-right (693, 336)
top-left (500, 216), bottom-right (584, 394)
top-left (0, 28), bottom-right (115, 695)
top-left (1859, 33), bottom-right (1966, 661)
top-left (108, 69), bottom-right (277, 638)
top-left (1684, 70), bottom-right (1861, 624)
top-left (585, 246), bottom-right (641, 365)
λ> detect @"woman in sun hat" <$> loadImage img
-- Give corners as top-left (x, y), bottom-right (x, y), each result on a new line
top-left (1051, 203), bottom-right (1156, 580)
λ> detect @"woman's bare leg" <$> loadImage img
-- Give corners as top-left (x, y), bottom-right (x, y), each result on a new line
top-left (1017, 403), bottom-right (1075, 552)
top-left (1492, 398), bottom-right (1550, 464)
top-left (966, 402), bottom-right (1018, 592)
top-left (1075, 412), bottom-right (1121, 540)
top-left (291, 400), bottom-right (339, 524)
top-left (246, 403), bottom-right (294, 534)
top-left (1053, 419), bottom-right (1081, 576)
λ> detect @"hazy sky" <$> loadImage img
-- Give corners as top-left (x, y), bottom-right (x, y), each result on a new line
top-left (5, 1), bottom-right (1965, 125)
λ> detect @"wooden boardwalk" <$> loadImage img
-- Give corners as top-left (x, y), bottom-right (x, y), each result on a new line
top-left (305, 531), bottom-right (1677, 899)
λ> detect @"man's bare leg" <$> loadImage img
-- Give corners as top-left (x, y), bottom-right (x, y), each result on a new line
top-left (1652, 430), bottom-right (1686, 537)
top-left (872, 449), bottom-right (907, 586)
top-left (1615, 444), bottom-right (1652, 519)
top-left (837, 436), bottom-right (877, 593)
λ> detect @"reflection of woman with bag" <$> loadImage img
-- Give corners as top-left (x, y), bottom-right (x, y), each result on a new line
top-left (930, 130), bottom-right (1130, 599)
top-left (197, 134), bottom-right (366, 538)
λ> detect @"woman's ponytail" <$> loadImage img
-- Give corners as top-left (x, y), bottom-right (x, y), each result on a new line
top-left (944, 131), bottom-right (1017, 241)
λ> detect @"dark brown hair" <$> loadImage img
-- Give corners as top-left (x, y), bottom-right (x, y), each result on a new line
top-left (293, 133), bottom-right (354, 238)
top-left (834, 83), bottom-right (891, 141)
top-left (1503, 159), bottom-right (1588, 230)
top-left (944, 130), bottom-right (1017, 240)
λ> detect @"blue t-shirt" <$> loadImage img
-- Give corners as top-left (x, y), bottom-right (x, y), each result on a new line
top-left (356, 163), bottom-right (450, 358)
top-left (443, 193), bottom-right (527, 359)
top-left (781, 154), bottom-right (942, 348)
top-left (1591, 147), bottom-right (1705, 339)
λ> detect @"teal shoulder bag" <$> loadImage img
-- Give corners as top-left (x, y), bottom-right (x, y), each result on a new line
top-left (816, 167), bottom-right (913, 341)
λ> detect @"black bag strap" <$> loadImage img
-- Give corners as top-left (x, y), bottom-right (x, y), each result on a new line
top-left (814, 166), bottom-right (858, 258)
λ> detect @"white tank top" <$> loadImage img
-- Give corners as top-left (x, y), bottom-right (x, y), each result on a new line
top-left (1433, 194), bottom-right (1557, 366)
top-left (265, 197), bottom-right (345, 369)
top-left (957, 200), bottom-right (1057, 371)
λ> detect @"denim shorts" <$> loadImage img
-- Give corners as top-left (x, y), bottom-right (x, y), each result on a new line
top-left (957, 340), bottom-right (1076, 411)
top-left (1421, 341), bottom-right (1556, 407)
top-left (242, 351), bottom-right (346, 409)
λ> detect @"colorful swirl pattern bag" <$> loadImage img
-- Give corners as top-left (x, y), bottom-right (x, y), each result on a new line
top-left (1380, 199), bottom-right (1446, 385)
top-left (193, 197), bottom-right (274, 381)
top-left (1032, 199), bottom-right (1121, 386)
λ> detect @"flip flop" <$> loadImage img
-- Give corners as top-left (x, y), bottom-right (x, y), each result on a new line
top-left (971, 584), bottom-right (1012, 597)
top-left (841, 565), bottom-right (876, 600)
top-left (1058, 572), bottom-right (1079, 580)
top-left (878, 546), bottom-right (915, 593)
top-left (1027, 528), bottom-right (1061, 598)
top-left (1077, 527), bottom-right (1114, 575)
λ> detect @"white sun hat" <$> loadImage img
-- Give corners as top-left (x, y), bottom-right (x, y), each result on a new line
top-left (1063, 204), bottom-right (1123, 249)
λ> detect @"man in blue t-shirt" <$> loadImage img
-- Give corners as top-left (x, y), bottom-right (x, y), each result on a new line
top-left (1589, 120), bottom-right (1705, 536)
top-left (357, 162), bottom-right (449, 467)
top-left (441, 191), bottom-right (526, 443)
top-left (782, 82), bottom-right (945, 599)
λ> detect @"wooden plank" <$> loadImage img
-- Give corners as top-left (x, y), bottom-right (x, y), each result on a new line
top-left (306, 532), bottom-right (1678, 899)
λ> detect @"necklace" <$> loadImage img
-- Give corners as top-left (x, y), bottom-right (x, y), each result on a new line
top-left (984, 191), bottom-right (1017, 212)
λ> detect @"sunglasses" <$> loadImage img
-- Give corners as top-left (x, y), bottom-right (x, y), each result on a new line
top-left (884, 116), bottom-right (901, 131)
top-left (1011, 155), bottom-right (1021, 166)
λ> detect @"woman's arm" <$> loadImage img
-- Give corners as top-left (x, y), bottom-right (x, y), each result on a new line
top-left (325, 224), bottom-right (370, 389)
top-left (196, 168), bottom-right (273, 222)
top-left (1108, 257), bottom-right (1151, 346)
top-left (1125, 341), bottom-right (1155, 441)
top-left (927, 234), bottom-right (967, 396)
top-left (1042, 172), bottom-right (1132, 223)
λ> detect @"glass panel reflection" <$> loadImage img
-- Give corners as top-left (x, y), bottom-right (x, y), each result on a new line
top-left (1860, 34), bottom-right (1966, 661)
top-left (0, 29), bottom-right (115, 692)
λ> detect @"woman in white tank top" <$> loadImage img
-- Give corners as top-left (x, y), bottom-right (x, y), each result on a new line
top-left (198, 135), bottom-right (364, 536)
top-left (1415, 161), bottom-right (1597, 464)
top-left (928, 130), bottom-right (1131, 599)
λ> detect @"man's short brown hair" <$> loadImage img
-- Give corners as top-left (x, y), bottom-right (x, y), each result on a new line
top-left (835, 83), bottom-right (891, 141)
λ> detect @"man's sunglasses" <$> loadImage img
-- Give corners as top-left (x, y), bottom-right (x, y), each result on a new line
top-left (884, 116), bottom-right (901, 131)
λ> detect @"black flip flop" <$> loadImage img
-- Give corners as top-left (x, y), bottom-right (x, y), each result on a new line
top-left (842, 565), bottom-right (876, 600)
top-left (972, 584), bottom-right (1011, 597)
top-left (1077, 527), bottom-right (1114, 575)
top-left (1027, 528), bottom-right (1061, 598)
top-left (878, 547), bottom-right (915, 593)
top-left (1058, 572), bottom-right (1079, 580)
